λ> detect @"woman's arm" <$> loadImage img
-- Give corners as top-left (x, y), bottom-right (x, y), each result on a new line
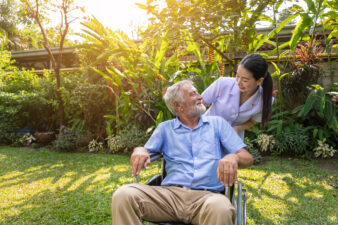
top-left (233, 118), bottom-right (256, 134)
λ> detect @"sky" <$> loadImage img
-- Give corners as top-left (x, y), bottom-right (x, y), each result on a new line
top-left (73, 0), bottom-right (150, 39)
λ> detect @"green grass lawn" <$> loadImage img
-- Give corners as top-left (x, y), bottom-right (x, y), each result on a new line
top-left (0, 147), bottom-right (337, 225)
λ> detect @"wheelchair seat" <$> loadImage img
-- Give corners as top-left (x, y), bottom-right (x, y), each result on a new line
top-left (140, 152), bottom-right (247, 225)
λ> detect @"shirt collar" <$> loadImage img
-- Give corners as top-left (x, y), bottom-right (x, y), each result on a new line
top-left (230, 80), bottom-right (238, 96)
top-left (173, 115), bottom-right (209, 130)
top-left (239, 86), bottom-right (262, 112)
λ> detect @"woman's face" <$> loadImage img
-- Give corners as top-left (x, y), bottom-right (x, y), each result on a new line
top-left (236, 65), bottom-right (264, 95)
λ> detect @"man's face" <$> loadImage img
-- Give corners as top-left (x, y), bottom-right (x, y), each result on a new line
top-left (178, 83), bottom-right (206, 117)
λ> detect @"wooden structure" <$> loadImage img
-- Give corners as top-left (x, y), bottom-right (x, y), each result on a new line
top-left (10, 46), bottom-right (79, 71)
top-left (10, 26), bottom-right (337, 71)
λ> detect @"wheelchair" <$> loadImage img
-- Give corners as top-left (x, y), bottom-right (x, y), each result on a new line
top-left (136, 152), bottom-right (248, 225)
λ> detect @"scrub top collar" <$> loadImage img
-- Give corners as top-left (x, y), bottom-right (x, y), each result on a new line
top-left (230, 82), bottom-right (262, 113)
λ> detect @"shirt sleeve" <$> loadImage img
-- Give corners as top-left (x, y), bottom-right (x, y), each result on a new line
top-left (144, 123), bottom-right (164, 153)
top-left (218, 118), bottom-right (246, 154)
top-left (252, 112), bottom-right (262, 122)
top-left (201, 78), bottom-right (222, 105)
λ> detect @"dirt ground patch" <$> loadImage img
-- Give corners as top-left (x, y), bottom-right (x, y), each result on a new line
top-left (314, 158), bottom-right (338, 171)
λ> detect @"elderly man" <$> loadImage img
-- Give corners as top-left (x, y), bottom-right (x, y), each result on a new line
top-left (112, 80), bottom-right (253, 225)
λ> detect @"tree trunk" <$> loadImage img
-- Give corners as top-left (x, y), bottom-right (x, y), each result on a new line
top-left (55, 66), bottom-right (65, 127)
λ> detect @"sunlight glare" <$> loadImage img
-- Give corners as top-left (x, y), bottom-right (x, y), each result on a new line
top-left (81, 0), bottom-right (149, 36)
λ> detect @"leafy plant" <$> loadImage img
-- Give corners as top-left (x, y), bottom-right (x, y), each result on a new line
top-left (274, 128), bottom-right (310, 156)
top-left (88, 139), bottom-right (104, 153)
top-left (19, 133), bottom-right (36, 146)
top-left (0, 51), bottom-right (57, 143)
top-left (294, 84), bottom-right (338, 133)
top-left (313, 139), bottom-right (337, 158)
top-left (78, 17), bottom-right (170, 132)
top-left (106, 125), bottom-right (151, 155)
top-left (244, 137), bottom-right (263, 164)
top-left (51, 127), bottom-right (82, 152)
top-left (256, 133), bottom-right (275, 152)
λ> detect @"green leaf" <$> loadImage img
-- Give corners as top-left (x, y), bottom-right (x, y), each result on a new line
top-left (271, 61), bottom-right (280, 76)
top-left (154, 37), bottom-right (169, 73)
top-left (106, 67), bottom-right (123, 86)
top-left (289, 14), bottom-right (312, 50)
top-left (254, 14), bottom-right (298, 52)
top-left (266, 42), bottom-right (290, 57)
top-left (324, 97), bottom-right (333, 121)
top-left (313, 128), bottom-right (318, 138)
top-left (155, 111), bottom-right (163, 126)
top-left (301, 90), bottom-right (316, 116)
top-left (304, 0), bottom-right (317, 14)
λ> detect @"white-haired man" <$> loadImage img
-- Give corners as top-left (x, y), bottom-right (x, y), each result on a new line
top-left (112, 80), bottom-right (253, 225)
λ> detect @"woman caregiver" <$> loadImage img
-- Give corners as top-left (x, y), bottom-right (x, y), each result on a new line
top-left (201, 54), bottom-right (273, 139)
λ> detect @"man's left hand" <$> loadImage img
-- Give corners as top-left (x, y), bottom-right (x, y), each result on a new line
top-left (217, 154), bottom-right (239, 187)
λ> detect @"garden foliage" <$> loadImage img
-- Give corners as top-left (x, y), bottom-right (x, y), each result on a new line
top-left (0, 0), bottom-right (337, 159)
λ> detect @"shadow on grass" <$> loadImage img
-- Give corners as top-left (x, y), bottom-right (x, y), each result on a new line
top-left (0, 147), bottom-right (161, 225)
top-left (1, 148), bottom-right (337, 225)
top-left (240, 157), bottom-right (337, 225)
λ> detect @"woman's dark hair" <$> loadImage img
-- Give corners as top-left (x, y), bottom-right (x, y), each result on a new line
top-left (239, 54), bottom-right (273, 126)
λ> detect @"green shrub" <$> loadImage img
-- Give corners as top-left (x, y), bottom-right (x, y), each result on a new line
top-left (106, 125), bottom-right (151, 154)
top-left (274, 129), bottom-right (309, 156)
top-left (256, 133), bottom-right (275, 152)
top-left (313, 139), bottom-right (337, 158)
top-left (51, 128), bottom-right (82, 152)
top-left (19, 133), bottom-right (36, 146)
top-left (88, 139), bottom-right (104, 153)
top-left (244, 137), bottom-right (263, 164)
top-left (0, 51), bottom-right (57, 142)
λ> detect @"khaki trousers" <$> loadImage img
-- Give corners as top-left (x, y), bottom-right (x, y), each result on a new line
top-left (112, 183), bottom-right (236, 225)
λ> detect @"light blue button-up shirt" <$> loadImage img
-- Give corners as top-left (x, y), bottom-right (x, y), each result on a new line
top-left (144, 115), bottom-right (246, 192)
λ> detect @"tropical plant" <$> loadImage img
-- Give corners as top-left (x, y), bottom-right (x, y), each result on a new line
top-left (244, 137), bottom-right (263, 164)
top-left (78, 17), bottom-right (179, 132)
top-left (256, 133), bottom-right (275, 152)
top-left (313, 138), bottom-right (337, 158)
top-left (19, 133), bottom-right (36, 146)
top-left (88, 139), bottom-right (104, 153)
top-left (281, 39), bottom-right (323, 109)
top-left (292, 84), bottom-right (338, 148)
top-left (137, 0), bottom-right (280, 73)
top-left (106, 125), bottom-right (151, 154)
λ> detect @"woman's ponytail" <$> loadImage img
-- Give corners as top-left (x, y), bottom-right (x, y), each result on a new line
top-left (261, 72), bottom-right (273, 126)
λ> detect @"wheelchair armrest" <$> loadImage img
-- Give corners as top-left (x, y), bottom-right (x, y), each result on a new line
top-left (149, 152), bottom-right (163, 162)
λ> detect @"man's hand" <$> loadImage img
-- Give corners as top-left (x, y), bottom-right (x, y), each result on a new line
top-left (130, 147), bottom-right (150, 177)
top-left (217, 153), bottom-right (239, 187)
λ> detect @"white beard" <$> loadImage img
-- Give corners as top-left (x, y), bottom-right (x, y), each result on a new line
top-left (186, 101), bottom-right (206, 117)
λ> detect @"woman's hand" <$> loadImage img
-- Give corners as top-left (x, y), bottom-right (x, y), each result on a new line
top-left (233, 119), bottom-right (257, 134)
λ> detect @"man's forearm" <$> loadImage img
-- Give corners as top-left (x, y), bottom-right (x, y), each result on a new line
top-left (236, 148), bottom-right (254, 168)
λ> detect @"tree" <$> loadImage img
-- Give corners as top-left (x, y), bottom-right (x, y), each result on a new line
top-left (23, 0), bottom-right (84, 130)
top-left (0, 0), bottom-right (33, 50)
top-left (137, 0), bottom-right (278, 73)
